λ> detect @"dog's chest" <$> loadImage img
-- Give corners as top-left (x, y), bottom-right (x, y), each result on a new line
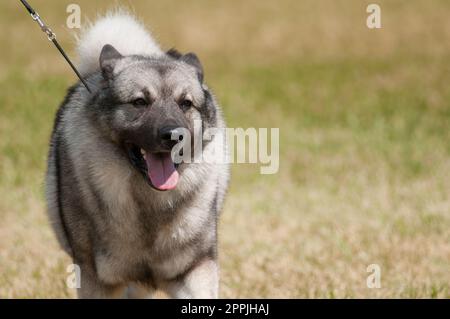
top-left (90, 159), bottom-right (213, 284)
top-left (94, 200), bottom-right (211, 284)
top-left (94, 225), bottom-right (203, 285)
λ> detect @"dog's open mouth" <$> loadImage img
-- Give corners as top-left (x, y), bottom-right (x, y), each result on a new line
top-left (125, 143), bottom-right (179, 191)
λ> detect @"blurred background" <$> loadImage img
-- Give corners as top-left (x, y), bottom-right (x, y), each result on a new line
top-left (0, 0), bottom-right (449, 298)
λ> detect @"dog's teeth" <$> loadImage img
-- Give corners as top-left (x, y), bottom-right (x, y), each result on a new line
top-left (140, 148), bottom-right (146, 156)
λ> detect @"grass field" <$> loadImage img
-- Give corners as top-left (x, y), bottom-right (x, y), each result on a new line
top-left (0, 0), bottom-right (449, 298)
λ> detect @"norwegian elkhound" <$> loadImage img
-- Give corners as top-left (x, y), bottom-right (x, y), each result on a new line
top-left (45, 11), bottom-right (229, 298)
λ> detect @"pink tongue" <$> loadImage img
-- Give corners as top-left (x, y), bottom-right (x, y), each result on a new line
top-left (144, 153), bottom-right (179, 190)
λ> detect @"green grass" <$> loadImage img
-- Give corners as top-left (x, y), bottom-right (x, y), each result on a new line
top-left (0, 0), bottom-right (449, 298)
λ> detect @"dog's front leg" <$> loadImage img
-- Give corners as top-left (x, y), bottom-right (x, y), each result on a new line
top-left (163, 258), bottom-right (219, 299)
top-left (76, 264), bottom-right (126, 299)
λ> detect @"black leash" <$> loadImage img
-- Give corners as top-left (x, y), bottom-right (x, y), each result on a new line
top-left (19, 0), bottom-right (92, 93)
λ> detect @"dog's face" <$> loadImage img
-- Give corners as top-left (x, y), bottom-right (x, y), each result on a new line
top-left (92, 44), bottom-right (217, 191)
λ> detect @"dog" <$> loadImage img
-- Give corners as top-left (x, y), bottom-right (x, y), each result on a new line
top-left (45, 11), bottom-right (229, 298)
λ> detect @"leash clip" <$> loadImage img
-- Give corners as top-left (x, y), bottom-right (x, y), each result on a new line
top-left (31, 12), bottom-right (56, 41)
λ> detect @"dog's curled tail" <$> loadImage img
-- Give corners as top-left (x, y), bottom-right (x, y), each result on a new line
top-left (76, 10), bottom-right (163, 76)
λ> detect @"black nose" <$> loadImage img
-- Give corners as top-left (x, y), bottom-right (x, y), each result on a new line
top-left (159, 126), bottom-right (184, 149)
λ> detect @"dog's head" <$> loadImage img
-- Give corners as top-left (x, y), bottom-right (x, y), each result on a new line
top-left (92, 44), bottom-right (218, 191)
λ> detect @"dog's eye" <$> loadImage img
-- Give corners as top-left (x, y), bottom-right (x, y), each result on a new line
top-left (180, 99), bottom-right (193, 109)
top-left (132, 98), bottom-right (147, 107)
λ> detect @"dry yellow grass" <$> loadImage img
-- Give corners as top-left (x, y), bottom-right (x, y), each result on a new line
top-left (0, 0), bottom-right (449, 298)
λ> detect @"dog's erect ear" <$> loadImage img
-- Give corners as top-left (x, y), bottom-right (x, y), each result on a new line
top-left (181, 53), bottom-right (204, 83)
top-left (99, 44), bottom-right (123, 80)
top-left (166, 48), bottom-right (183, 59)
top-left (167, 49), bottom-right (204, 83)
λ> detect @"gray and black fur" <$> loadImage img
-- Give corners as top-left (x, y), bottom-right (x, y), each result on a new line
top-left (46, 13), bottom-right (229, 298)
